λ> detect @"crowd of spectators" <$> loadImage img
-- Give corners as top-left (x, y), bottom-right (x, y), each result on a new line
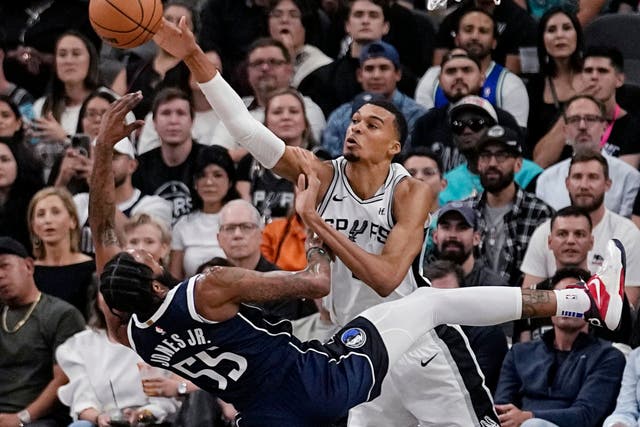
top-left (3, 0), bottom-right (640, 426)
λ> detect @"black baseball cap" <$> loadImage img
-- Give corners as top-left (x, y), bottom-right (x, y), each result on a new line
top-left (0, 237), bottom-right (29, 258)
top-left (437, 201), bottom-right (477, 229)
top-left (477, 125), bottom-right (522, 155)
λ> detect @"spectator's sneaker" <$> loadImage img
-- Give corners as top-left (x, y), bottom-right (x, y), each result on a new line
top-left (582, 239), bottom-right (625, 330)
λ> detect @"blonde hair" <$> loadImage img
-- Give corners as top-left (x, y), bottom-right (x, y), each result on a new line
top-left (123, 213), bottom-right (172, 265)
top-left (28, 187), bottom-right (82, 259)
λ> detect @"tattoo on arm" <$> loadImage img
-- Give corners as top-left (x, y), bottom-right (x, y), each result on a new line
top-left (521, 290), bottom-right (553, 318)
top-left (101, 226), bottom-right (120, 247)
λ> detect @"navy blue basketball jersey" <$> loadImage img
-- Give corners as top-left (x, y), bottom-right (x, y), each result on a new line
top-left (128, 276), bottom-right (300, 409)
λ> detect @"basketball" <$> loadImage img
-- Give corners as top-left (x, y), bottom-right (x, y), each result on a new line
top-left (89, 0), bottom-right (164, 49)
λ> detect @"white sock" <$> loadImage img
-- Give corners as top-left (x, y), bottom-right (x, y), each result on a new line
top-left (554, 289), bottom-right (591, 319)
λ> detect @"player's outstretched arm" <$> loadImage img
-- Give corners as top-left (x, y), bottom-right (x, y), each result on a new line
top-left (90, 92), bottom-right (145, 273)
top-left (296, 172), bottom-right (433, 296)
top-left (153, 18), bottom-right (332, 202)
top-left (193, 248), bottom-right (331, 322)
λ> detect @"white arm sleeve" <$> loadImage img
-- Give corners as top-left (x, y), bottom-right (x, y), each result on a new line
top-left (198, 74), bottom-right (285, 169)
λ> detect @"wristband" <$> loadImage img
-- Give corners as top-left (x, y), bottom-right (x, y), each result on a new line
top-left (17, 409), bottom-right (31, 425)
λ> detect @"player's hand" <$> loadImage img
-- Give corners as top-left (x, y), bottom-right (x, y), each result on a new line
top-left (96, 92), bottom-right (144, 148)
top-left (294, 169), bottom-right (321, 220)
top-left (141, 376), bottom-right (180, 397)
top-left (494, 403), bottom-right (533, 427)
top-left (153, 17), bottom-right (200, 60)
top-left (0, 413), bottom-right (22, 427)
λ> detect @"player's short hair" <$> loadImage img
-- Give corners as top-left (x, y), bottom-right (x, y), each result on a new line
top-left (363, 98), bottom-right (408, 147)
top-left (100, 252), bottom-right (178, 318)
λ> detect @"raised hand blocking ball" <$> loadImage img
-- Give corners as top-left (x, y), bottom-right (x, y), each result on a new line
top-left (89, 0), bottom-right (163, 49)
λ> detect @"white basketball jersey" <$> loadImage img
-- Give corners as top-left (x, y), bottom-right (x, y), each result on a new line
top-left (318, 158), bottom-right (429, 326)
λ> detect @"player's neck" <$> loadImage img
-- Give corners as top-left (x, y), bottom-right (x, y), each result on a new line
top-left (345, 162), bottom-right (390, 199)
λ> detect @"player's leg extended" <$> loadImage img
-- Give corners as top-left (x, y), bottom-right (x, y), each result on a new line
top-left (359, 239), bottom-right (625, 365)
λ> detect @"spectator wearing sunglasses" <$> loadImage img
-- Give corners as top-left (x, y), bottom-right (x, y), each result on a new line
top-left (438, 96), bottom-right (543, 206)
top-left (408, 49), bottom-right (522, 173)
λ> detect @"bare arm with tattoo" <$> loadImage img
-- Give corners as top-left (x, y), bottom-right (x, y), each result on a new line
top-left (89, 93), bottom-right (145, 273)
top-left (193, 249), bottom-right (332, 322)
top-left (520, 289), bottom-right (556, 318)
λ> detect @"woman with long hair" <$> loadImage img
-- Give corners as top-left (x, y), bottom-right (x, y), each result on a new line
top-left (31, 31), bottom-right (101, 173)
top-left (0, 96), bottom-right (45, 252)
top-left (169, 146), bottom-right (240, 279)
top-left (236, 87), bottom-right (326, 222)
top-left (528, 7), bottom-right (586, 167)
top-left (28, 186), bottom-right (95, 318)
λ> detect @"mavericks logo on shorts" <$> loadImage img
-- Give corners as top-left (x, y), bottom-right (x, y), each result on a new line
top-left (341, 328), bottom-right (367, 349)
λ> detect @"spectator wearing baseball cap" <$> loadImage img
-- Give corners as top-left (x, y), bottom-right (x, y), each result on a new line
top-left (297, 0), bottom-right (419, 118)
top-left (0, 236), bottom-right (85, 426)
top-left (469, 125), bottom-right (554, 286)
top-left (72, 135), bottom-right (173, 255)
top-left (409, 49), bottom-right (524, 172)
top-left (321, 41), bottom-right (427, 157)
top-left (438, 98), bottom-right (543, 205)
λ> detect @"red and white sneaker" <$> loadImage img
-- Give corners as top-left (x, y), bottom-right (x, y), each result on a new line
top-left (582, 239), bottom-right (625, 330)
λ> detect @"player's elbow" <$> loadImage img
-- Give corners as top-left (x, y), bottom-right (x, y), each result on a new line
top-left (369, 273), bottom-right (404, 297)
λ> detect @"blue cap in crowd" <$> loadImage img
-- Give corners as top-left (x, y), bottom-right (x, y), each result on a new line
top-left (359, 41), bottom-right (400, 69)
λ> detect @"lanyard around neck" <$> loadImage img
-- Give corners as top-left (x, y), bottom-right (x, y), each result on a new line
top-left (600, 104), bottom-right (621, 148)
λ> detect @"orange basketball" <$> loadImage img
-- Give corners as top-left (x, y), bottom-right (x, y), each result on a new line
top-left (89, 0), bottom-right (163, 49)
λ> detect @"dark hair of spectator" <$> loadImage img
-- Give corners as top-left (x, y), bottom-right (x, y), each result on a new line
top-left (569, 149), bottom-right (609, 180)
top-left (191, 146), bottom-right (240, 211)
top-left (424, 260), bottom-right (465, 287)
top-left (441, 48), bottom-right (482, 71)
top-left (537, 7), bottom-right (584, 78)
top-left (584, 46), bottom-right (624, 73)
top-left (151, 87), bottom-right (195, 119)
top-left (550, 206), bottom-right (592, 232)
top-left (247, 37), bottom-right (292, 64)
top-left (456, 7), bottom-right (499, 40)
top-left (196, 257), bottom-right (234, 274)
top-left (0, 95), bottom-right (25, 141)
top-left (0, 137), bottom-right (44, 208)
top-left (43, 31), bottom-right (101, 123)
top-left (76, 89), bottom-right (118, 134)
top-left (345, 0), bottom-right (390, 22)
top-left (401, 147), bottom-right (443, 177)
top-left (364, 98), bottom-right (408, 147)
top-left (550, 266), bottom-right (592, 288)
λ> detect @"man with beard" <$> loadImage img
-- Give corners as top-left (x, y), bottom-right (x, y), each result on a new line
top-left (415, 8), bottom-right (528, 127)
top-left (408, 49), bottom-right (521, 172)
top-left (432, 201), bottom-right (507, 287)
top-left (438, 95), bottom-right (541, 205)
top-left (522, 149), bottom-right (640, 306)
top-left (469, 125), bottom-right (553, 287)
top-left (536, 94), bottom-right (640, 217)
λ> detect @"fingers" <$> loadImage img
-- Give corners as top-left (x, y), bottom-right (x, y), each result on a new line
top-left (108, 92), bottom-right (143, 119)
top-left (295, 173), bottom-right (307, 194)
top-left (125, 119), bottom-right (146, 135)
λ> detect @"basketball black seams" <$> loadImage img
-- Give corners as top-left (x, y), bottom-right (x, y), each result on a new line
top-left (102, 0), bottom-right (156, 34)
